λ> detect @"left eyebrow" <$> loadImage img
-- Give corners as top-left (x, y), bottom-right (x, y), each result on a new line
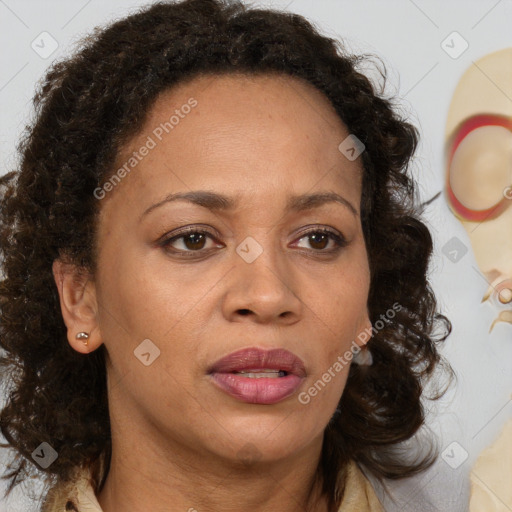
top-left (140, 189), bottom-right (358, 221)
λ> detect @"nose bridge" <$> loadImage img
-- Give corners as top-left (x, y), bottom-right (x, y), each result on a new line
top-left (236, 229), bottom-right (290, 296)
top-left (224, 228), bottom-right (302, 321)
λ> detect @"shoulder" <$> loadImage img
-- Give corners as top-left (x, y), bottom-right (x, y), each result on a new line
top-left (40, 466), bottom-right (103, 512)
top-left (469, 418), bottom-right (512, 511)
top-left (337, 460), bottom-right (384, 512)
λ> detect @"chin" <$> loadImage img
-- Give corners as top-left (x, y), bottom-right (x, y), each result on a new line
top-left (208, 420), bottom-right (319, 464)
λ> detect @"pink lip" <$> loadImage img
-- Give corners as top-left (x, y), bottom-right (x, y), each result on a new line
top-left (208, 347), bottom-right (306, 405)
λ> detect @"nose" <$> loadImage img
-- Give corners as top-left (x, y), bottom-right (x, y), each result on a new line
top-left (221, 239), bottom-right (303, 325)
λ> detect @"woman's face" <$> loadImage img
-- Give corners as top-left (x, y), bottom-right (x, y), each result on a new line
top-left (88, 73), bottom-right (371, 464)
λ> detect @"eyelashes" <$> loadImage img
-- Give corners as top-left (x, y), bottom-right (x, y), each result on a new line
top-left (158, 225), bottom-right (348, 257)
top-left (160, 228), bottom-right (220, 254)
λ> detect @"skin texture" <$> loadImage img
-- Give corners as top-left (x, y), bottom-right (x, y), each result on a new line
top-left (52, 73), bottom-right (372, 512)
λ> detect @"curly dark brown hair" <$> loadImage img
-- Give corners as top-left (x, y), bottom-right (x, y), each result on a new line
top-left (0, 0), bottom-right (452, 510)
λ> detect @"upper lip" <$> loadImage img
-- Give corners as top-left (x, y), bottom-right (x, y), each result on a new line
top-left (208, 347), bottom-right (306, 377)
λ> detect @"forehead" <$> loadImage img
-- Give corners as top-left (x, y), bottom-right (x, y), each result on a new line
top-left (105, 72), bottom-right (363, 213)
top-left (128, 71), bottom-right (351, 159)
top-left (153, 71), bottom-right (341, 121)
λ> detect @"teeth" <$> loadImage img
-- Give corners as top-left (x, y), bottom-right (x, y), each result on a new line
top-left (235, 369), bottom-right (287, 378)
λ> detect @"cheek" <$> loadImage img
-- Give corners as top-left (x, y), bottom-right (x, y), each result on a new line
top-left (96, 241), bottom-right (189, 335)
top-left (95, 259), bottom-right (202, 399)
top-left (95, 243), bottom-right (221, 383)
top-left (317, 260), bottom-right (369, 335)
top-left (301, 280), bottom-right (364, 419)
top-left (297, 358), bottom-right (351, 432)
top-left (307, 265), bottom-right (369, 385)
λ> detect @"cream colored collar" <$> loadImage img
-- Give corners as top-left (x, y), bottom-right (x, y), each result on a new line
top-left (42, 459), bottom-right (383, 512)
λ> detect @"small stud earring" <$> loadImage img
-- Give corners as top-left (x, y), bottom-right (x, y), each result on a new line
top-left (75, 332), bottom-right (90, 346)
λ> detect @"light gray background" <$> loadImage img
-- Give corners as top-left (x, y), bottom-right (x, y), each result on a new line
top-left (1, 1), bottom-right (511, 511)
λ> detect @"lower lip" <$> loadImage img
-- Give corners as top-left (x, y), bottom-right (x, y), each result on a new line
top-left (210, 372), bottom-right (303, 404)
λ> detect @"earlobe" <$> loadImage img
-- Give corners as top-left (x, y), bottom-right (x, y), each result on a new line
top-left (352, 315), bottom-right (374, 366)
top-left (363, 319), bottom-right (372, 345)
top-left (52, 259), bottom-right (102, 354)
top-left (355, 314), bottom-right (373, 348)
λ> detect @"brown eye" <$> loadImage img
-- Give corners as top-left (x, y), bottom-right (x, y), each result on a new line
top-left (159, 225), bottom-right (347, 258)
top-left (160, 228), bottom-right (219, 254)
top-left (180, 232), bottom-right (208, 251)
top-left (305, 232), bottom-right (330, 250)
top-left (294, 228), bottom-right (347, 253)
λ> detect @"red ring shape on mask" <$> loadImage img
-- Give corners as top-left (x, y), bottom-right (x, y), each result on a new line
top-left (446, 113), bottom-right (512, 222)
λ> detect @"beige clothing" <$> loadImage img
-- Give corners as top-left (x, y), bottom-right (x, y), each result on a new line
top-left (469, 418), bottom-right (512, 511)
top-left (40, 459), bottom-right (384, 512)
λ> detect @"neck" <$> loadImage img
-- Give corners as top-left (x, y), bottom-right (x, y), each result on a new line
top-left (96, 426), bottom-right (329, 512)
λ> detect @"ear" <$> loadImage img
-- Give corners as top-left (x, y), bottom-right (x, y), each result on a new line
top-left (52, 258), bottom-right (102, 354)
top-left (354, 310), bottom-right (372, 349)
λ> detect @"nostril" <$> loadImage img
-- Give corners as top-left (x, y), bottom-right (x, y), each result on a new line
top-left (238, 309), bottom-right (251, 316)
